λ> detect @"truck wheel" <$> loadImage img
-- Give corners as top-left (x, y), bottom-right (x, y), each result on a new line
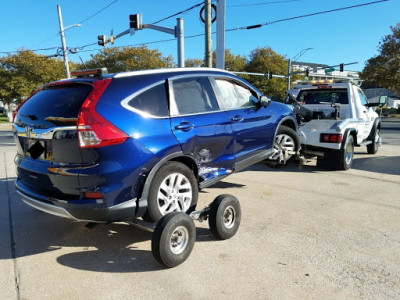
top-left (367, 128), bottom-right (380, 154)
top-left (265, 126), bottom-right (300, 168)
top-left (319, 135), bottom-right (354, 170)
top-left (340, 135), bottom-right (354, 170)
top-left (152, 212), bottom-right (196, 268)
top-left (208, 194), bottom-right (241, 240)
top-left (146, 162), bottom-right (198, 223)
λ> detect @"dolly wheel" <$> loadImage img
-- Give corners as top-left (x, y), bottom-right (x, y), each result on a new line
top-left (208, 194), bottom-right (241, 240)
top-left (152, 212), bottom-right (196, 268)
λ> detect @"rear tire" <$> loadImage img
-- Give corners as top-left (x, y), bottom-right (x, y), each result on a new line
top-left (367, 128), bottom-right (380, 154)
top-left (146, 161), bottom-right (198, 223)
top-left (319, 135), bottom-right (354, 170)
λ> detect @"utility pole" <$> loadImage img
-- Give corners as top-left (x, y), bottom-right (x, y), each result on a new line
top-left (57, 5), bottom-right (70, 78)
top-left (287, 58), bottom-right (291, 91)
top-left (204, 0), bottom-right (212, 67)
top-left (216, 0), bottom-right (226, 69)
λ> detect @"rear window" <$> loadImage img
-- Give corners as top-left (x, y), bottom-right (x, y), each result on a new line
top-left (297, 88), bottom-right (348, 105)
top-left (16, 83), bottom-right (92, 128)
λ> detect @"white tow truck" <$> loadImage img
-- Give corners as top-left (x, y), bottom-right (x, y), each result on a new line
top-left (287, 79), bottom-right (386, 170)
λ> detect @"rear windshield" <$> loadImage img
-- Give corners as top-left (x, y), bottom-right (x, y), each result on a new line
top-left (15, 83), bottom-right (92, 128)
top-left (297, 88), bottom-right (348, 105)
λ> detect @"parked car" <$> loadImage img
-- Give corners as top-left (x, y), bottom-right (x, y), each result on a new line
top-left (13, 67), bottom-right (298, 223)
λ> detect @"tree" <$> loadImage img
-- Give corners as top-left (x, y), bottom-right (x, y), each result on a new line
top-left (185, 49), bottom-right (246, 70)
top-left (245, 47), bottom-right (288, 101)
top-left (185, 58), bottom-right (203, 68)
top-left (360, 24), bottom-right (400, 95)
top-left (212, 49), bottom-right (247, 72)
top-left (79, 46), bottom-right (175, 73)
top-left (0, 50), bottom-right (65, 104)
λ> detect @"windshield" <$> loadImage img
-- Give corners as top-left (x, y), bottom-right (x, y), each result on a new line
top-left (297, 88), bottom-right (348, 105)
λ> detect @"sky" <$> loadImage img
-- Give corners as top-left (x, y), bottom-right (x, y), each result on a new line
top-left (0, 0), bottom-right (399, 72)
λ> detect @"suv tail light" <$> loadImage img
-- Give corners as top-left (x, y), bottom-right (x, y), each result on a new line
top-left (77, 79), bottom-right (129, 148)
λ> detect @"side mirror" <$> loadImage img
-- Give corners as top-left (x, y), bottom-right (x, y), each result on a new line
top-left (286, 93), bottom-right (298, 104)
top-left (379, 95), bottom-right (387, 108)
top-left (260, 95), bottom-right (271, 108)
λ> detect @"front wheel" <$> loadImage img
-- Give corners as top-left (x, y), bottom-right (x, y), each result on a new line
top-left (152, 212), bottom-right (196, 268)
top-left (265, 126), bottom-right (300, 168)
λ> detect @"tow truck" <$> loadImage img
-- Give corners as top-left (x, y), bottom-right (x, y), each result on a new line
top-left (287, 79), bottom-right (386, 170)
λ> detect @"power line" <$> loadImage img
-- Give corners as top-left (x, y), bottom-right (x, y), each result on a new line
top-left (77, 0), bottom-right (118, 26)
top-left (227, 0), bottom-right (389, 31)
top-left (1, 0), bottom-right (389, 57)
top-left (227, 0), bottom-right (300, 8)
top-left (151, 1), bottom-right (204, 24)
top-left (73, 0), bottom-right (391, 54)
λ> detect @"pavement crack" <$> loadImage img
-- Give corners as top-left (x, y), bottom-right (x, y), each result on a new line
top-left (4, 152), bottom-right (21, 300)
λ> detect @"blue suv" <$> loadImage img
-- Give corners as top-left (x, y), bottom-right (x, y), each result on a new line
top-left (13, 68), bottom-right (298, 223)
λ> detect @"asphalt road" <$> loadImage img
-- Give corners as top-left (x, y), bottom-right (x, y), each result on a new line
top-left (1, 120), bottom-right (399, 300)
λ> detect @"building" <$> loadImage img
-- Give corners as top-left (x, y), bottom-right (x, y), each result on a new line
top-left (363, 88), bottom-right (400, 108)
top-left (291, 61), bottom-right (362, 85)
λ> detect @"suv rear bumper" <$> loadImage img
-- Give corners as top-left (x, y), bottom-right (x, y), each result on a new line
top-left (15, 179), bottom-right (137, 222)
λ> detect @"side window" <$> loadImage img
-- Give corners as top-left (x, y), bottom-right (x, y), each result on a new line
top-left (172, 77), bottom-right (219, 115)
top-left (128, 83), bottom-right (169, 117)
top-left (358, 89), bottom-right (368, 106)
top-left (215, 79), bottom-right (258, 109)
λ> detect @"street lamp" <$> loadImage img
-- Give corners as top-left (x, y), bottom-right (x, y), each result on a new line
top-left (287, 47), bottom-right (313, 90)
top-left (57, 5), bottom-right (81, 78)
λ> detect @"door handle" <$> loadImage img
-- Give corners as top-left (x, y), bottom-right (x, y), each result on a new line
top-left (175, 122), bottom-right (194, 132)
top-left (231, 115), bottom-right (244, 123)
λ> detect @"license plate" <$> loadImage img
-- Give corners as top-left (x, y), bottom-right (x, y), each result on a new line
top-left (26, 139), bottom-right (53, 160)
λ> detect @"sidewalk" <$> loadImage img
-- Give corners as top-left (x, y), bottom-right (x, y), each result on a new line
top-left (0, 147), bottom-right (18, 299)
top-left (0, 123), bottom-right (12, 131)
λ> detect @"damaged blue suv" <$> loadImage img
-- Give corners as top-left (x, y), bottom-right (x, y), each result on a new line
top-left (13, 67), bottom-right (298, 223)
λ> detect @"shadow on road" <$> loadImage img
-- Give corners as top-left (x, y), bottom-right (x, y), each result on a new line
top-left (1, 189), bottom-right (218, 273)
top-left (242, 153), bottom-right (400, 176)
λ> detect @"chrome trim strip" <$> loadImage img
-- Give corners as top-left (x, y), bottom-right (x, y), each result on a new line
top-left (14, 125), bottom-right (76, 140)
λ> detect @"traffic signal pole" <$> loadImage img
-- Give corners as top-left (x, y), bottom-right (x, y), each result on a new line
top-left (98, 15), bottom-right (185, 67)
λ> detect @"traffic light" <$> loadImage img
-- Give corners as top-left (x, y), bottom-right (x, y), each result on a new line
top-left (305, 68), bottom-right (309, 77)
top-left (268, 71), bottom-right (273, 79)
top-left (97, 35), bottom-right (106, 46)
top-left (339, 63), bottom-right (344, 72)
top-left (129, 14), bottom-right (141, 30)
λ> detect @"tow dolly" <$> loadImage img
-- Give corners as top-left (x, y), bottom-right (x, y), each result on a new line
top-left (88, 194), bottom-right (241, 268)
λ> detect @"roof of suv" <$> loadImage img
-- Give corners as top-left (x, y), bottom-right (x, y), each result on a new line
top-left (54, 67), bottom-right (236, 86)
top-left (111, 67), bottom-right (233, 79)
